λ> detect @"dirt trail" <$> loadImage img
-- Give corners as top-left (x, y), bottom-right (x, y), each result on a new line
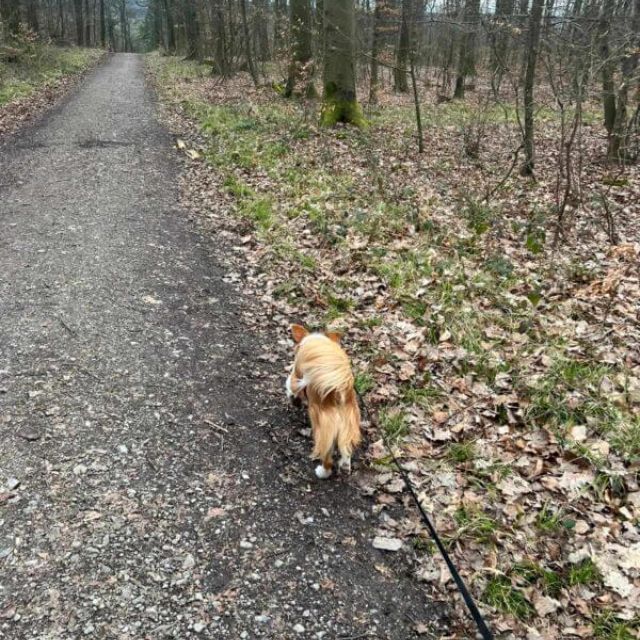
top-left (0, 54), bottom-right (437, 639)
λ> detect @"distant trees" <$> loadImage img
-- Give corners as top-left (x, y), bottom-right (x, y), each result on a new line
top-left (0, 0), bottom-right (134, 50)
top-left (4, 0), bottom-right (637, 158)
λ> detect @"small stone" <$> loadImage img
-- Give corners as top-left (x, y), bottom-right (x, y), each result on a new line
top-left (118, 444), bottom-right (128, 454)
top-left (6, 478), bottom-right (20, 491)
top-left (182, 554), bottom-right (195, 570)
top-left (274, 559), bottom-right (284, 568)
top-left (73, 464), bottom-right (87, 476)
top-left (239, 540), bottom-right (253, 549)
top-left (17, 428), bottom-right (40, 441)
top-left (193, 622), bottom-right (205, 633)
top-left (293, 623), bottom-right (305, 633)
top-left (372, 536), bottom-right (403, 552)
top-left (254, 615), bottom-right (269, 624)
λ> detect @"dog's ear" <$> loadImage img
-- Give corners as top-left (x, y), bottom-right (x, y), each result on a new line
top-left (325, 331), bottom-right (342, 343)
top-left (291, 324), bottom-right (309, 343)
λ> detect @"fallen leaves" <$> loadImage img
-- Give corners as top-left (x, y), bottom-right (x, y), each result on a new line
top-left (150, 57), bottom-right (640, 640)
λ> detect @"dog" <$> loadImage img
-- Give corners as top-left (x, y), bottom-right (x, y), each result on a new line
top-left (286, 324), bottom-right (361, 479)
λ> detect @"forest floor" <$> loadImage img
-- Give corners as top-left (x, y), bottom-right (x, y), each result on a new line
top-left (0, 54), bottom-right (440, 639)
top-left (0, 44), bottom-right (103, 136)
top-left (147, 53), bottom-right (640, 640)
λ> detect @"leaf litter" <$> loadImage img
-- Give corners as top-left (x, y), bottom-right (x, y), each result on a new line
top-left (147, 54), bottom-right (640, 639)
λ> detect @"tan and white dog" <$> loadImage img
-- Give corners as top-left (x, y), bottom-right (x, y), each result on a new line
top-left (286, 324), bottom-right (361, 479)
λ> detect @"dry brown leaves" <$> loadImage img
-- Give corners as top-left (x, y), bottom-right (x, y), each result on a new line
top-left (149, 59), bottom-right (640, 639)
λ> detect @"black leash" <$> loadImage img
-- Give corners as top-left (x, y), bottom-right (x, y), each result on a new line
top-left (358, 393), bottom-right (494, 640)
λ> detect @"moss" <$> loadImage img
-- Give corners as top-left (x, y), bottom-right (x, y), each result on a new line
top-left (320, 83), bottom-right (366, 127)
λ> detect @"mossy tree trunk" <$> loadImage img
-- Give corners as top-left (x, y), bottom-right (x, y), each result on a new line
top-left (321, 0), bottom-right (365, 126)
top-left (521, 0), bottom-right (545, 175)
top-left (285, 0), bottom-right (316, 97)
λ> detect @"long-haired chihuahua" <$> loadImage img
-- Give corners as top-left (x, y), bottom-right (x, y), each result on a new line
top-left (286, 324), bottom-right (361, 479)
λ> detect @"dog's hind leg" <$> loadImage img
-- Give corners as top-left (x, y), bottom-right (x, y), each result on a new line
top-left (315, 455), bottom-right (333, 479)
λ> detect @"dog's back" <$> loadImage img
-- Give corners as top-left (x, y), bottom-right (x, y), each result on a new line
top-left (293, 334), bottom-right (361, 478)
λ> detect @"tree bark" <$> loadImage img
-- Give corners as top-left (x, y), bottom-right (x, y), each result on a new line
top-left (321, 0), bottom-right (364, 125)
top-left (99, 0), bottom-right (106, 47)
top-left (598, 0), bottom-right (617, 136)
top-left (608, 0), bottom-right (640, 160)
top-left (394, 0), bottom-right (411, 92)
top-left (286, 0), bottom-right (315, 97)
top-left (183, 0), bottom-right (200, 59)
top-left (454, 0), bottom-right (480, 98)
top-left (369, 0), bottom-right (384, 102)
top-left (240, 0), bottom-right (259, 85)
top-left (521, 0), bottom-right (545, 174)
top-left (74, 0), bottom-right (85, 45)
top-left (162, 0), bottom-right (176, 52)
top-left (84, 0), bottom-right (91, 45)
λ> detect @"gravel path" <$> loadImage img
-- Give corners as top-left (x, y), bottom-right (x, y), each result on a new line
top-left (0, 54), bottom-right (437, 639)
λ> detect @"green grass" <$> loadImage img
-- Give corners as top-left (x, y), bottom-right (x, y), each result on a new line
top-left (593, 610), bottom-right (638, 640)
top-left (483, 576), bottom-right (534, 620)
top-left (445, 441), bottom-right (476, 464)
top-left (453, 505), bottom-right (498, 543)
top-left (378, 408), bottom-right (409, 444)
top-left (512, 561), bottom-right (564, 597)
top-left (0, 45), bottom-right (102, 107)
top-left (568, 558), bottom-right (601, 587)
top-left (526, 357), bottom-right (619, 434)
top-left (400, 383), bottom-right (443, 408)
top-left (354, 371), bottom-right (375, 395)
top-left (535, 503), bottom-right (575, 533)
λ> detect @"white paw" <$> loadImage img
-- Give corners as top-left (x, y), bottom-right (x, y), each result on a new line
top-left (338, 456), bottom-right (352, 474)
top-left (315, 465), bottom-right (332, 479)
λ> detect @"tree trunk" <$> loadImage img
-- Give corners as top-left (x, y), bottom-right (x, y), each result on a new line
top-left (394, 0), bottom-right (411, 92)
top-left (369, 0), bottom-right (384, 102)
top-left (608, 0), bottom-right (640, 160)
top-left (454, 0), bottom-right (480, 98)
top-left (254, 0), bottom-right (270, 60)
top-left (162, 0), bottom-right (176, 51)
top-left (240, 0), bottom-right (259, 85)
top-left (273, 0), bottom-right (287, 53)
top-left (183, 0), bottom-right (200, 59)
top-left (74, 0), bottom-right (85, 45)
top-left (491, 0), bottom-right (514, 92)
top-left (521, 0), bottom-right (545, 174)
top-left (286, 0), bottom-right (315, 97)
top-left (26, 0), bottom-right (39, 32)
top-left (211, 0), bottom-right (229, 74)
top-left (321, 0), bottom-right (364, 125)
top-left (99, 0), bottom-right (106, 47)
top-left (85, 0), bottom-right (91, 45)
top-left (598, 0), bottom-right (617, 136)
